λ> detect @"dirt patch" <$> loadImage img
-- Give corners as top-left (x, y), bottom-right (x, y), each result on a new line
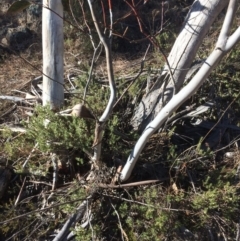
top-left (0, 48), bottom-right (42, 93)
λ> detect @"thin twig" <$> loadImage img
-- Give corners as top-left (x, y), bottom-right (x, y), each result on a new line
top-left (0, 104), bottom-right (17, 118)
top-left (113, 44), bottom-right (150, 108)
top-left (14, 176), bottom-right (26, 206)
top-left (187, 169), bottom-right (197, 194)
top-left (5, 219), bottom-right (37, 241)
top-left (236, 222), bottom-right (240, 241)
top-left (69, 0), bottom-right (85, 32)
top-left (0, 196), bottom-right (91, 225)
top-left (108, 0), bottom-right (113, 39)
top-left (51, 153), bottom-right (58, 191)
top-left (67, 74), bottom-right (75, 90)
top-left (83, 42), bottom-right (102, 102)
top-left (87, 199), bottom-right (94, 240)
top-left (102, 193), bottom-right (189, 212)
top-left (22, 142), bottom-right (39, 170)
top-left (111, 203), bottom-right (126, 241)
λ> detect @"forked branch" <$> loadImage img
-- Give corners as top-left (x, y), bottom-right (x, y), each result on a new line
top-left (120, 0), bottom-right (240, 182)
top-left (87, 0), bottom-right (116, 163)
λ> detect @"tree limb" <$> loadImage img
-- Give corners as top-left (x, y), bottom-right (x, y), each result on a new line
top-left (120, 0), bottom-right (240, 182)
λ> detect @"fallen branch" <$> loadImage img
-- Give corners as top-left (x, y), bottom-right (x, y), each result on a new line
top-left (52, 195), bottom-right (92, 241)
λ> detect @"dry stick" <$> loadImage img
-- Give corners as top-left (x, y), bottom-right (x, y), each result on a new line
top-left (108, 0), bottom-right (113, 39)
top-left (0, 196), bottom-right (90, 225)
top-left (97, 179), bottom-right (168, 189)
top-left (87, 199), bottom-right (94, 240)
top-left (0, 104), bottom-right (17, 118)
top-left (83, 43), bottom-right (102, 103)
top-left (159, 47), bottom-right (176, 99)
top-left (55, 2), bottom-right (116, 237)
top-left (179, 93), bottom-right (240, 163)
top-left (52, 181), bottom-right (167, 239)
top-left (112, 0), bottom-right (141, 26)
top-left (69, 0), bottom-right (85, 32)
top-left (163, 103), bottom-right (196, 128)
top-left (79, 0), bottom-right (95, 48)
top-left (26, 222), bottom-right (45, 241)
top-left (236, 223), bottom-right (240, 241)
top-left (28, 180), bottom-right (53, 187)
top-left (213, 216), bottom-right (228, 241)
top-left (113, 44), bottom-right (150, 108)
top-left (125, 0), bottom-right (146, 35)
top-left (101, 0), bottom-right (107, 29)
top-left (66, 74), bottom-right (75, 89)
top-left (22, 142), bottom-right (39, 170)
top-left (79, 0), bottom-right (103, 103)
top-left (5, 219), bottom-right (37, 241)
top-left (51, 153), bottom-right (58, 191)
top-left (14, 176), bottom-right (26, 206)
top-left (170, 134), bottom-right (240, 177)
top-left (111, 203), bottom-right (125, 241)
top-left (186, 169), bottom-right (197, 194)
top-left (118, 71), bottom-right (148, 87)
top-left (52, 196), bottom-right (92, 241)
top-left (102, 193), bottom-right (189, 212)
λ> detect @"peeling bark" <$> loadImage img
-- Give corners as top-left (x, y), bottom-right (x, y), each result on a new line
top-left (131, 0), bottom-right (228, 131)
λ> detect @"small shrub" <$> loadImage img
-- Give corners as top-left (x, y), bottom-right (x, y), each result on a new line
top-left (26, 105), bottom-right (94, 154)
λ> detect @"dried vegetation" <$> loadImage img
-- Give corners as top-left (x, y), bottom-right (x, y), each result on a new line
top-left (0, 0), bottom-right (240, 240)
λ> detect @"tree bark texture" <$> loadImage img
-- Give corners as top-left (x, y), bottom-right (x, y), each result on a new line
top-left (120, 0), bottom-right (240, 181)
top-left (42, 0), bottom-right (64, 109)
top-left (131, 0), bottom-right (228, 131)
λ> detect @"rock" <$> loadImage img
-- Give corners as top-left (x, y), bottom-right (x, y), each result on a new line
top-left (0, 1), bottom-right (42, 52)
top-left (6, 26), bottom-right (33, 51)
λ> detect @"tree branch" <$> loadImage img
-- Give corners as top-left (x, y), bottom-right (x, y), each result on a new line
top-left (120, 0), bottom-right (240, 182)
top-left (87, 0), bottom-right (116, 163)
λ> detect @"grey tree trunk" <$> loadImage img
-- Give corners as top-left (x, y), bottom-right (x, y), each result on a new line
top-left (131, 0), bottom-right (228, 131)
top-left (120, 0), bottom-right (240, 181)
top-left (42, 0), bottom-right (64, 109)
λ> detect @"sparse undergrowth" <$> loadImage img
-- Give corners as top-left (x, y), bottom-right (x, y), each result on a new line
top-left (1, 1), bottom-right (240, 241)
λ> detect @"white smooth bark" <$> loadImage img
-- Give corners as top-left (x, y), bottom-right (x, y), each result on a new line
top-left (87, 0), bottom-right (116, 163)
top-left (42, 0), bottom-right (64, 109)
top-left (120, 0), bottom-right (240, 182)
top-left (131, 0), bottom-right (228, 131)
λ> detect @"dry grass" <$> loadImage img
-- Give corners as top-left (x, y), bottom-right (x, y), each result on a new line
top-left (0, 47), bottom-right (42, 94)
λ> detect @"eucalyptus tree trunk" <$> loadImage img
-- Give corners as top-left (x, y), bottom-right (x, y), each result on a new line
top-left (42, 0), bottom-right (64, 109)
top-left (120, 0), bottom-right (240, 181)
top-left (131, 0), bottom-right (228, 131)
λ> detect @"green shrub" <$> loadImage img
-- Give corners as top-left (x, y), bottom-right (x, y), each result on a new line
top-left (26, 105), bottom-right (94, 153)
